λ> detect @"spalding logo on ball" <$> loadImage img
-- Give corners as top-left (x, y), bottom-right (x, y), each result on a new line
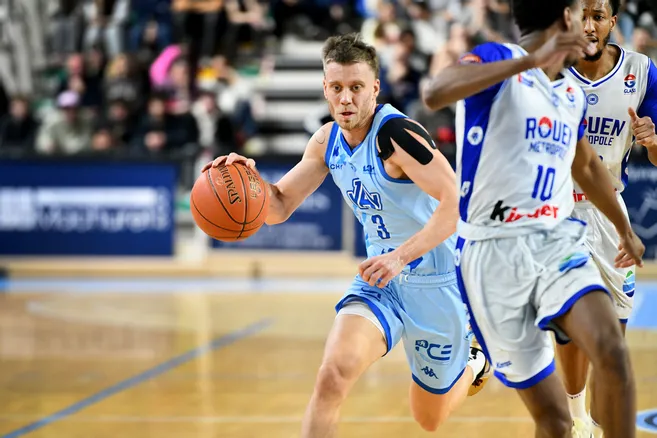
top-left (190, 163), bottom-right (269, 241)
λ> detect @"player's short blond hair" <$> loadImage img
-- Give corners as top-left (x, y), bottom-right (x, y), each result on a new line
top-left (321, 33), bottom-right (379, 79)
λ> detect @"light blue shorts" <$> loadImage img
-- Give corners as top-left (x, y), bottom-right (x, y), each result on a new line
top-left (335, 271), bottom-right (472, 394)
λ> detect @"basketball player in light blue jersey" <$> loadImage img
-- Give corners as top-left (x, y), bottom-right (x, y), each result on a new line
top-left (422, 0), bottom-right (644, 437)
top-left (203, 33), bottom-right (489, 437)
top-left (558, 1), bottom-right (657, 436)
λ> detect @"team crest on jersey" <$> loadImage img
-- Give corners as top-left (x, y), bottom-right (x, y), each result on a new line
top-left (587, 93), bottom-right (599, 105)
top-left (624, 74), bottom-right (637, 94)
top-left (467, 126), bottom-right (484, 145)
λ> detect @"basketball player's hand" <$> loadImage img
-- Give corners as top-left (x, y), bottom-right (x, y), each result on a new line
top-left (628, 107), bottom-right (657, 148)
top-left (616, 230), bottom-right (645, 268)
top-left (202, 152), bottom-right (257, 172)
top-left (531, 32), bottom-right (596, 69)
top-left (359, 252), bottom-right (405, 288)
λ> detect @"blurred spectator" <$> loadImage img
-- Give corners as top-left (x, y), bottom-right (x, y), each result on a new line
top-left (223, 0), bottom-right (268, 63)
top-left (0, 0), bottom-right (36, 95)
top-left (172, 0), bottom-right (228, 93)
top-left (50, 0), bottom-right (84, 61)
top-left (104, 98), bottom-right (136, 145)
top-left (0, 96), bottom-right (39, 150)
top-left (192, 89), bottom-right (238, 153)
top-left (104, 53), bottom-right (143, 112)
top-left (57, 52), bottom-right (105, 109)
top-left (90, 122), bottom-right (119, 152)
top-left (129, 0), bottom-right (173, 54)
top-left (83, 0), bottom-right (130, 57)
top-left (631, 26), bottom-right (657, 57)
top-left (36, 91), bottom-right (94, 154)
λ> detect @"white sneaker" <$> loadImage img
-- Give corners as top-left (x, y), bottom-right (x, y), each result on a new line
top-left (572, 418), bottom-right (592, 438)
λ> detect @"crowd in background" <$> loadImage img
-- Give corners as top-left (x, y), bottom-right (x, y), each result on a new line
top-left (0, 0), bottom-right (657, 171)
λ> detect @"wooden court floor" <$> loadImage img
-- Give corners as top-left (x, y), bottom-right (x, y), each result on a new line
top-left (1, 278), bottom-right (656, 438)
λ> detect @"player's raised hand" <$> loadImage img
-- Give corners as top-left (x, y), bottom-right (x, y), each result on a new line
top-left (202, 152), bottom-right (257, 172)
top-left (615, 229), bottom-right (645, 269)
top-left (531, 32), bottom-right (596, 69)
top-left (359, 252), bottom-right (405, 288)
top-left (628, 107), bottom-right (657, 148)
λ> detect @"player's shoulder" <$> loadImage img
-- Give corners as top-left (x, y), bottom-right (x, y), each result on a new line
top-left (310, 122), bottom-right (336, 161)
top-left (621, 46), bottom-right (652, 68)
top-left (461, 42), bottom-right (520, 64)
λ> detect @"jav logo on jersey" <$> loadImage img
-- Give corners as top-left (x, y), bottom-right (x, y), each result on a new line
top-left (347, 178), bottom-right (383, 210)
top-left (467, 126), bottom-right (484, 146)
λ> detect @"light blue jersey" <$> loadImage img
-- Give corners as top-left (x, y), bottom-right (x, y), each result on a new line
top-left (325, 103), bottom-right (457, 276)
top-left (328, 104), bottom-right (470, 394)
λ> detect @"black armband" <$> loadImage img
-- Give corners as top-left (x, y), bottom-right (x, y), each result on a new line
top-left (377, 117), bottom-right (436, 165)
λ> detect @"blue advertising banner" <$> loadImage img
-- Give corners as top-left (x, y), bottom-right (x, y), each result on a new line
top-left (212, 164), bottom-right (343, 251)
top-left (625, 164), bottom-right (657, 260)
top-left (0, 160), bottom-right (176, 256)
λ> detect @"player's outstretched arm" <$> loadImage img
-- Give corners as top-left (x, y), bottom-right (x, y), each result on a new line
top-left (202, 123), bottom-right (331, 225)
top-left (421, 33), bottom-right (595, 111)
top-left (572, 137), bottom-right (645, 268)
top-left (359, 119), bottom-right (458, 287)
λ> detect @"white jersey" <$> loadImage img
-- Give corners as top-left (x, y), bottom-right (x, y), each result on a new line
top-left (564, 44), bottom-right (657, 204)
top-left (455, 42), bottom-right (588, 240)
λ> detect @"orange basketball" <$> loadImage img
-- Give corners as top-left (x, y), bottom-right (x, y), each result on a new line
top-left (190, 163), bottom-right (269, 241)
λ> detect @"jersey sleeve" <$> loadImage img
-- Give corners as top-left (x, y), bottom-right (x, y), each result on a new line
top-left (459, 42), bottom-right (514, 103)
top-left (637, 59), bottom-right (657, 120)
top-left (578, 87), bottom-right (588, 141)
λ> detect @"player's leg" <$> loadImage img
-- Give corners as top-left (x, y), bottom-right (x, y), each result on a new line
top-left (551, 292), bottom-right (635, 438)
top-left (456, 237), bottom-right (574, 437)
top-left (589, 322), bottom-right (628, 438)
top-left (301, 282), bottom-right (403, 438)
top-left (555, 340), bottom-right (589, 421)
top-left (398, 277), bottom-right (489, 431)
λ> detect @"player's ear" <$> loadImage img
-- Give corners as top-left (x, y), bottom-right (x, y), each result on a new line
top-left (323, 78), bottom-right (328, 100)
top-left (610, 13), bottom-right (617, 32)
top-left (373, 78), bottom-right (380, 99)
top-left (562, 6), bottom-right (573, 32)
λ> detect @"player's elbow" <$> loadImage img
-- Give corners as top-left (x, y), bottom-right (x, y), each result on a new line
top-left (421, 78), bottom-right (450, 111)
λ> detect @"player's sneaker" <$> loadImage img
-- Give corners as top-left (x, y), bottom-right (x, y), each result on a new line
top-left (572, 418), bottom-right (592, 438)
top-left (467, 341), bottom-right (490, 396)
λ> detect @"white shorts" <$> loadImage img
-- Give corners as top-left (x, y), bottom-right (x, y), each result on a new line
top-left (455, 219), bottom-right (610, 388)
top-left (571, 195), bottom-right (635, 322)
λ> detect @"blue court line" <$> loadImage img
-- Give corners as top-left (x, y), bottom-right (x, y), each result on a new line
top-left (1, 318), bottom-right (273, 438)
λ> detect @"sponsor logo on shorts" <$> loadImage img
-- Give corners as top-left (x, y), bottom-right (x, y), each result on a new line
top-left (415, 340), bottom-right (452, 364)
top-left (637, 409), bottom-right (657, 433)
top-left (490, 200), bottom-right (559, 223)
top-left (496, 361), bottom-right (512, 369)
top-left (558, 252), bottom-right (589, 273)
top-left (623, 271), bottom-right (636, 297)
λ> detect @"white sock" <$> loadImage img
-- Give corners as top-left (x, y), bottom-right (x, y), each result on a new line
top-left (591, 417), bottom-right (603, 438)
top-left (567, 388), bottom-right (588, 422)
top-left (467, 350), bottom-right (486, 384)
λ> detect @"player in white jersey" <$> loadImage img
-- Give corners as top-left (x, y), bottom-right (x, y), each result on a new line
top-left (203, 34), bottom-right (489, 437)
top-left (559, 1), bottom-right (657, 436)
top-left (422, 0), bottom-right (645, 437)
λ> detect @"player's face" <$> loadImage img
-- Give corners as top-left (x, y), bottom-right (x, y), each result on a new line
top-left (323, 61), bottom-right (380, 132)
top-left (581, 0), bottom-right (617, 61)
top-left (564, 5), bottom-right (586, 67)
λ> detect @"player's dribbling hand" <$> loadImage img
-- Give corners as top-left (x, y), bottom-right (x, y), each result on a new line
top-left (616, 230), bottom-right (645, 269)
top-left (628, 107), bottom-right (657, 148)
top-left (358, 252), bottom-right (405, 288)
top-left (202, 152), bottom-right (257, 172)
top-left (531, 32), bottom-right (596, 69)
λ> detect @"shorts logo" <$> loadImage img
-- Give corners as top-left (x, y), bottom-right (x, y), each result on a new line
top-left (467, 126), bottom-right (484, 146)
top-left (623, 271), bottom-right (635, 297)
top-left (415, 340), bottom-right (452, 363)
top-left (637, 409), bottom-right (657, 433)
top-left (454, 248), bottom-right (461, 267)
top-left (421, 366), bottom-right (439, 379)
top-left (558, 252), bottom-right (589, 273)
top-left (587, 93), bottom-right (599, 105)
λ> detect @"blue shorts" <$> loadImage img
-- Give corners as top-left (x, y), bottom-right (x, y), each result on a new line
top-left (335, 271), bottom-right (472, 394)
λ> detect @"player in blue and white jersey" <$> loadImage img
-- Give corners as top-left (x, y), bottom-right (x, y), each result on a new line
top-left (203, 33), bottom-right (488, 437)
top-left (559, 1), bottom-right (657, 435)
top-left (422, 0), bottom-right (644, 437)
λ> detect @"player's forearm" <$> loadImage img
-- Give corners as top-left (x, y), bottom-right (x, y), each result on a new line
top-left (573, 157), bottom-right (632, 235)
top-left (264, 183), bottom-right (292, 225)
top-left (393, 196), bottom-right (458, 266)
top-left (421, 57), bottom-right (535, 110)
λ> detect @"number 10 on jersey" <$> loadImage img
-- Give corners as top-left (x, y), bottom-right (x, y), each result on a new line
top-left (531, 165), bottom-right (556, 201)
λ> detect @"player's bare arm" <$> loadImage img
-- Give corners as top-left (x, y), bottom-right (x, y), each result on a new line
top-left (422, 33), bottom-right (596, 111)
top-left (203, 122), bottom-right (331, 225)
top-left (359, 118), bottom-right (458, 287)
top-left (571, 137), bottom-right (645, 267)
top-left (628, 107), bottom-right (657, 166)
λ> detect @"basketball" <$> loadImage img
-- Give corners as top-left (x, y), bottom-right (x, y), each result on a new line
top-left (190, 163), bottom-right (269, 241)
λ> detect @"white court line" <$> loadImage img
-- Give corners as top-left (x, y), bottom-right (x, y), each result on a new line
top-left (0, 414), bottom-right (532, 424)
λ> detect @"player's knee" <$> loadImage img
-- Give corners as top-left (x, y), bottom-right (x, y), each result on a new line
top-left (591, 332), bottom-right (631, 379)
top-left (413, 410), bottom-right (448, 432)
top-left (536, 416), bottom-right (572, 438)
top-left (314, 357), bottom-right (360, 402)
